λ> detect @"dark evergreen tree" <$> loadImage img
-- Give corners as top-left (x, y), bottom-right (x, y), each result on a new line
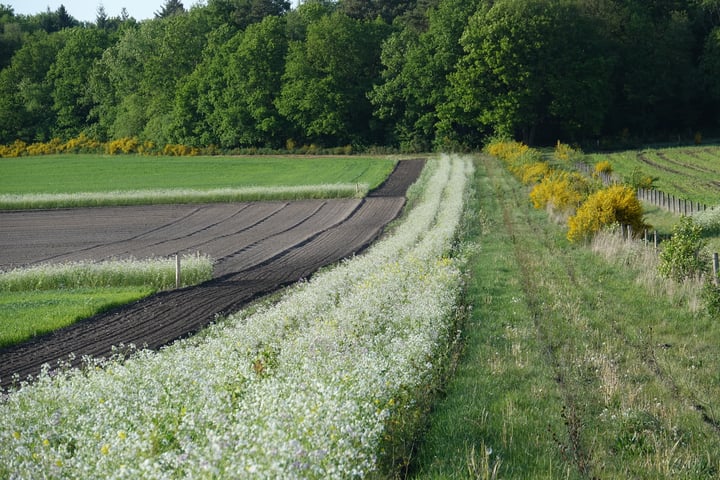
top-left (155, 0), bottom-right (185, 18)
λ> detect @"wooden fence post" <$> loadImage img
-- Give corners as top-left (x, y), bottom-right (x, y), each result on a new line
top-left (654, 230), bottom-right (658, 252)
top-left (175, 253), bottom-right (181, 289)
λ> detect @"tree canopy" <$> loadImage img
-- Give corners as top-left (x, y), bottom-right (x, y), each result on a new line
top-left (2, 0), bottom-right (720, 150)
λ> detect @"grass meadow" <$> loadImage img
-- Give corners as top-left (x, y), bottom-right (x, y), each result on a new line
top-left (587, 145), bottom-right (720, 207)
top-left (0, 255), bottom-right (214, 348)
top-left (411, 153), bottom-right (720, 478)
top-left (0, 155), bottom-right (396, 208)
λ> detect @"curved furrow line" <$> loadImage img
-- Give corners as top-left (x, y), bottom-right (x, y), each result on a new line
top-left (215, 199), bottom-right (363, 277)
top-left (25, 206), bottom-right (206, 266)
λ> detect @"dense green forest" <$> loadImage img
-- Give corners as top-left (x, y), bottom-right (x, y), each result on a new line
top-left (3, 0), bottom-right (720, 151)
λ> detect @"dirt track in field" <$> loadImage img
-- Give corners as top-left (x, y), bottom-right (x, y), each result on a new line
top-left (0, 159), bottom-right (425, 388)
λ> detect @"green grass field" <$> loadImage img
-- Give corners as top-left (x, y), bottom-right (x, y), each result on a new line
top-left (587, 146), bottom-right (720, 207)
top-left (0, 155), bottom-right (396, 194)
top-left (0, 287), bottom-right (153, 349)
top-left (411, 154), bottom-right (720, 478)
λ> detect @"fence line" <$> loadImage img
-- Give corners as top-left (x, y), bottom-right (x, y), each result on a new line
top-left (618, 223), bottom-right (719, 284)
top-left (575, 162), bottom-right (710, 215)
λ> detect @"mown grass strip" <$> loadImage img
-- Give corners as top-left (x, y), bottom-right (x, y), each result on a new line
top-left (412, 154), bottom-right (720, 478)
top-left (411, 154), bottom-right (569, 479)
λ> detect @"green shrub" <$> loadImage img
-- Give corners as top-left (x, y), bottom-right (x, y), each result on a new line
top-left (658, 216), bottom-right (709, 281)
top-left (692, 205), bottom-right (720, 236)
top-left (701, 278), bottom-right (720, 316)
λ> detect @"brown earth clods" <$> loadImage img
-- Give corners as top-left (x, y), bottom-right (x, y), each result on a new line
top-left (0, 159), bottom-right (425, 389)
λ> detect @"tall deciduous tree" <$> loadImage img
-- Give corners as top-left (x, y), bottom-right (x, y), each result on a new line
top-left (171, 16), bottom-right (289, 148)
top-left (446, 0), bottom-right (612, 145)
top-left (89, 11), bottom-right (211, 143)
top-left (0, 30), bottom-right (64, 142)
top-left (48, 28), bottom-right (111, 138)
top-left (277, 12), bottom-right (391, 145)
top-left (370, 0), bottom-right (481, 151)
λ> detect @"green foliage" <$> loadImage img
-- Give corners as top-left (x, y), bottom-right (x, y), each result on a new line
top-left (701, 278), bottom-right (720, 316)
top-left (658, 216), bottom-right (709, 281)
top-left (626, 167), bottom-right (657, 190)
top-left (4, 0), bottom-right (720, 149)
top-left (277, 12), bottom-right (391, 145)
top-left (447, 0), bottom-right (612, 144)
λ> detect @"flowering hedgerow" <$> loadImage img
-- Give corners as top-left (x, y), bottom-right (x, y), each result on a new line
top-left (0, 154), bottom-right (473, 478)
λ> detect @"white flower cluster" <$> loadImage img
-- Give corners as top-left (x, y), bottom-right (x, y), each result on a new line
top-left (0, 154), bottom-right (473, 479)
top-left (0, 253), bottom-right (214, 291)
top-left (0, 184), bottom-right (368, 209)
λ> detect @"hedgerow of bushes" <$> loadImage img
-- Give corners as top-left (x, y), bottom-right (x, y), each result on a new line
top-left (486, 139), bottom-right (720, 315)
top-left (0, 135), bottom-right (357, 158)
top-left (486, 139), bottom-right (647, 242)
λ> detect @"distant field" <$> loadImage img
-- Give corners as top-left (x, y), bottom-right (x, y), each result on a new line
top-left (587, 145), bottom-right (720, 206)
top-left (0, 155), bottom-right (396, 195)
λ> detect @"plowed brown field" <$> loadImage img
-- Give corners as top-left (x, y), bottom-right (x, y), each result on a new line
top-left (0, 159), bottom-right (425, 388)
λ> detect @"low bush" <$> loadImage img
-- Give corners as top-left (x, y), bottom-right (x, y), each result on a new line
top-left (554, 141), bottom-right (583, 163)
top-left (658, 216), bottom-right (709, 281)
top-left (692, 205), bottom-right (720, 236)
top-left (595, 160), bottom-right (613, 175)
top-left (567, 185), bottom-right (646, 242)
top-left (529, 170), bottom-right (592, 213)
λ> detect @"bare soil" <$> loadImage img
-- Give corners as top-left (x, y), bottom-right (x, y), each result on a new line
top-left (0, 159), bottom-right (425, 389)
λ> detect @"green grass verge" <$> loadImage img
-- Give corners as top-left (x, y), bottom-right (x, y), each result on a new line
top-left (0, 255), bottom-right (214, 349)
top-left (411, 154), bottom-right (720, 478)
top-left (587, 146), bottom-right (720, 207)
top-left (0, 155), bottom-right (396, 208)
top-left (0, 287), bottom-right (153, 349)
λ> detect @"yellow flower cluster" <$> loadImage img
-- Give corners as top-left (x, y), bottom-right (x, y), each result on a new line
top-left (567, 185), bottom-right (646, 242)
top-left (486, 139), bottom-right (646, 243)
top-left (529, 171), bottom-right (590, 212)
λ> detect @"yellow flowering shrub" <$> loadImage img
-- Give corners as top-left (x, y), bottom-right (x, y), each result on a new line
top-left (554, 141), bottom-right (583, 163)
top-left (567, 185), bottom-right (646, 242)
top-left (530, 171), bottom-right (591, 212)
top-left (106, 137), bottom-right (140, 154)
top-left (485, 141), bottom-right (530, 164)
top-left (163, 144), bottom-right (200, 156)
top-left (63, 133), bottom-right (102, 153)
top-left (0, 140), bottom-right (28, 157)
top-left (594, 160), bottom-right (613, 174)
top-left (518, 161), bottom-right (550, 185)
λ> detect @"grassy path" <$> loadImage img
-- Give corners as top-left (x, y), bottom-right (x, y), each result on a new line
top-left (411, 154), bottom-right (720, 478)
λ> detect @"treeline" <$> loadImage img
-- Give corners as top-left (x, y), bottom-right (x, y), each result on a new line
top-left (3, 0), bottom-right (720, 152)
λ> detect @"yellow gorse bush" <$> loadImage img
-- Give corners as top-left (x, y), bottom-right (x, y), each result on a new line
top-left (519, 161), bottom-right (551, 185)
top-left (554, 140), bottom-right (583, 163)
top-left (594, 160), bottom-right (613, 174)
top-left (567, 185), bottom-right (646, 242)
top-left (529, 171), bottom-right (590, 212)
